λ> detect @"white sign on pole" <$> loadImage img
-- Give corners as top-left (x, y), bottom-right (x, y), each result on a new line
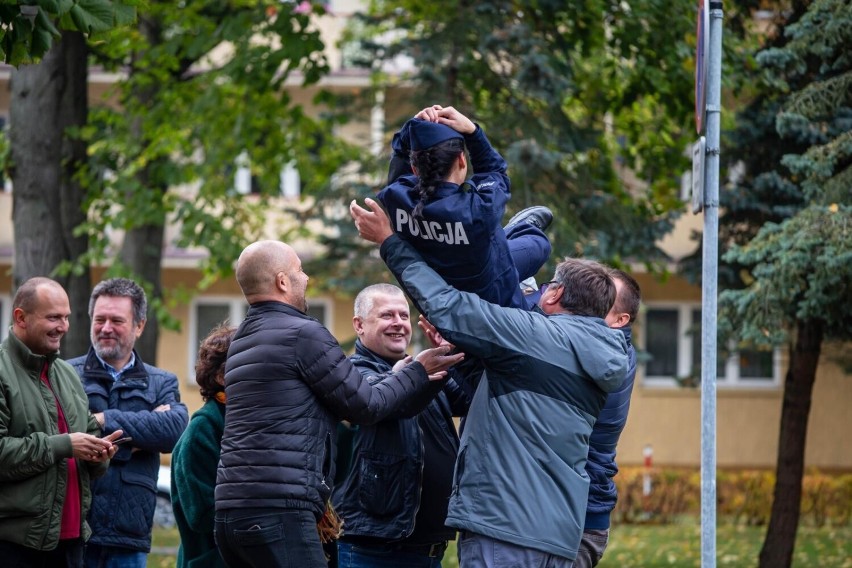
top-left (692, 137), bottom-right (705, 214)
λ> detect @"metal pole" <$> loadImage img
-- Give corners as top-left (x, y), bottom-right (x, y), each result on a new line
top-left (701, 2), bottom-right (723, 567)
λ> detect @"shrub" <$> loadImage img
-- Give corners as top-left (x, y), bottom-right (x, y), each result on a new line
top-left (612, 467), bottom-right (851, 526)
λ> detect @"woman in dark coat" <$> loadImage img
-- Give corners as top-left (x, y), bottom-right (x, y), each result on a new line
top-left (171, 324), bottom-right (235, 568)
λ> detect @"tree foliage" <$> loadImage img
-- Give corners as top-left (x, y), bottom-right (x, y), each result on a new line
top-left (305, 0), bottom-right (756, 294)
top-left (0, 0), bottom-right (137, 65)
top-left (714, 1), bottom-right (852, 566)
top-left (719, 0), bottom-right (852, 351)
top-left (720, 205), bottom-right (851, 345)
top-left (69, 0), bottom-right (358, 356)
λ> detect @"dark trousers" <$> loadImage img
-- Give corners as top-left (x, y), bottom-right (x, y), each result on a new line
top-left (0, 538), bottom-right (85, 568)
top-left (337, 540), bottom-right (446, 568)
top-left (573, 529), bottom-right (609, 568)
top-left (214, 507), bottom-right (327, 568)
top-left (506, 222), bottom-right (551, 282)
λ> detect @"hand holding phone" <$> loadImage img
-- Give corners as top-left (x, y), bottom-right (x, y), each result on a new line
top-left (112, 437), bottom-right (133, 446)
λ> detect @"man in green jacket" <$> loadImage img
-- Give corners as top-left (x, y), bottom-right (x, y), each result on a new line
top-left (0, 277), bottom-right (121, 568)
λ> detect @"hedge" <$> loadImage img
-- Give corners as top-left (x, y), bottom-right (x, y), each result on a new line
top-left (611, 467), bottom-right (852, 526)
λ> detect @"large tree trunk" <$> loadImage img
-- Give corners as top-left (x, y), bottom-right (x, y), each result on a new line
top-left (9, 31), bottom-right (92, 358)
top-left (120, 221), bottom-right (165, 364)
top-left (117, 14), bottom-right (167, 366)
top-left (758, 318), bottom-right (824, 568)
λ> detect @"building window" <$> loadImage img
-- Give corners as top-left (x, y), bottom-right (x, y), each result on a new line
top-left (234, 152), bottom-right (301, 198)
top-left (642, 304), bottom-right (780, 387)
top-left (188, 296), bottom-right (330, 382)
top-left (644, 309), bottom-right (680, 377)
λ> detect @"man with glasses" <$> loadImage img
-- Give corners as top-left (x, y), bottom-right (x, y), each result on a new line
top-left (351, 199), bottom-right (630, 568)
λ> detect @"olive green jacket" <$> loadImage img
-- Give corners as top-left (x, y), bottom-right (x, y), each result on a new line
top-left (0, 332), bottom-right (107, 550)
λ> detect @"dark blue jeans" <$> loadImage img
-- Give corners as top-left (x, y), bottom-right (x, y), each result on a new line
top-left (214, 508), bottom-right (327, 568)
top-left (337, 541), bottom-right (445, 568)
top-left (506, 222), bottom-right (551, 283)
top-left (84, 544), bottom-right (147, 568)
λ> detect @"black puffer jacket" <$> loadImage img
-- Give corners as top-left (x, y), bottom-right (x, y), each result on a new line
top-left (215, 301), bottom-right (435, 519)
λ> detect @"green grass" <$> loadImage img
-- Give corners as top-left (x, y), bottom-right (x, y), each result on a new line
top-left (597, 521), bottom-right (852, 568)
top-left (149, 521), bottom-right (852, 567)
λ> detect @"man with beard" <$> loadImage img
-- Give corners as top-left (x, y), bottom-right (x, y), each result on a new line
top-left (68, 278), bottom-right (188, 568)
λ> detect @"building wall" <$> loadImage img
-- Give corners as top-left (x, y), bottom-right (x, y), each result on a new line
top-left (619, 350), bottom-right (849, 470)
top-left (618, 273), bottom-right (851, 470)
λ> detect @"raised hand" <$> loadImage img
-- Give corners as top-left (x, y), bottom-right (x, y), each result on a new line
top-left (413, 345), bottom-right (465, 381)
top-left (434, 106), bottom-right (476, 135)
top-left (415, 104), bottom-right (443, 122)
top-left (350, 197), bottom-right (394, 245)
top-left (418, 315), bottom-right (454, 350)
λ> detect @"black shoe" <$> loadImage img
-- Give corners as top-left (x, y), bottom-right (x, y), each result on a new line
top-left (504, 206), bottom-right (553, 232)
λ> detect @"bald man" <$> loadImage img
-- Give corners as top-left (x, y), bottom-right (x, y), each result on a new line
top-left (214, 241), bottom-right (463, 568)
top-left (0, 278), bottom-right (121, 568)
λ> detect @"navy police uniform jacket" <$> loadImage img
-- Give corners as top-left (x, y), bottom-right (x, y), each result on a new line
top-left (377, 124), bottom-right (529, 309)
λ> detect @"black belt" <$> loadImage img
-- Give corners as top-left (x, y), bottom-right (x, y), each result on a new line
top-left (393, 541), bottom-right (448, 557)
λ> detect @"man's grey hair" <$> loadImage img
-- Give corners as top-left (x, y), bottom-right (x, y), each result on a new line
top-left (353, 283), bottom-right (406, 319)
top-left (89, 278), bottom-right (148, 325)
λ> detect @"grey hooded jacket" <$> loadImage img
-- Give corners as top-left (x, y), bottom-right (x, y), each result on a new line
top-left (379, 234), bottom-right (629, 560)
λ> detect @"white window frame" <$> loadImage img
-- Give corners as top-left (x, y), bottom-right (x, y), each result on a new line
top-left (0, 293), bottom-right (10, 341)
top-left (641, 302), bottom-right (781, 389)
top-left (187, 295), bottom-right (332, 383)
top-left (234, 152), bottom-right (301, 198)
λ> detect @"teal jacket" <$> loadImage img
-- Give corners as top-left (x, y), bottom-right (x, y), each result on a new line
top-left (171, 399), bottom-right (226, 568)
top-left (379, 235), bottom-right (629, 561)
top-left (0, 332), bottom-right (107, 550)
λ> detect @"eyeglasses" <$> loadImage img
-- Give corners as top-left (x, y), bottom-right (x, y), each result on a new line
top-left (540, 280), bottom-right (561, 294)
